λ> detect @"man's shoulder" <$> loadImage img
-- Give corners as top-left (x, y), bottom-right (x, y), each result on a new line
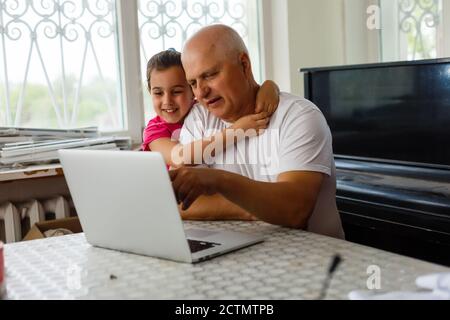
top-left (275, 92), bottom-right (324, 123)
top-left (273, 92), bottom-right (331, 141)
top-left (279, 92), bottom-right (320, 112)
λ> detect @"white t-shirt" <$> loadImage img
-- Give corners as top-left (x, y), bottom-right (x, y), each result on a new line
top-left (179, 92), bottom-right (345, 239)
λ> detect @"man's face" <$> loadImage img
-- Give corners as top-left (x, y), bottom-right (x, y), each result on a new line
top-left (182, 46), bottom-right (251, 122)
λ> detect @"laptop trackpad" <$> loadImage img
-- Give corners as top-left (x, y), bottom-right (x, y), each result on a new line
top-left (185, 228), bottom-right (219, 238)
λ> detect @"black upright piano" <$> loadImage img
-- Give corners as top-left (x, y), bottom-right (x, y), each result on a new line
top-left (301, 58), bottom-right (450, 266)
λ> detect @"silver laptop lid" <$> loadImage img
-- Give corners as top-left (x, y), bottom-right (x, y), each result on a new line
top-left (59, 150), bottom-right (192, 263)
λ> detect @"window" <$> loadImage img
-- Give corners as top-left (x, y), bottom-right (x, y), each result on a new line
top-left (397, 0), bottom-right (442, 60)
top-left (0, 0), bottom-right (123, 131)
top-left (380, 0), bottom-right (450, 62)
top-left (0, 0), bottom-right (262, 142)
top-left (138, 0), bottom-right (261, 121)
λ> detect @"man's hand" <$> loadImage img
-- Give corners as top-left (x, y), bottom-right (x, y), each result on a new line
top-left (169, 167), bottom-right (221, 210)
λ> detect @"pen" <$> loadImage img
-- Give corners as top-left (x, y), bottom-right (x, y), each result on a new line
top-left (318, 254), bottom-right (342, 300)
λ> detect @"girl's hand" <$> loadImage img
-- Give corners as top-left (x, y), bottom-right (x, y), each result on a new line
top-left (231, 112), bottom-right (269, 137)
top-left (255, 80), bottom-right (280, 115)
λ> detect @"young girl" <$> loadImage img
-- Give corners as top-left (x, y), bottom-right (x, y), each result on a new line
top-left (142, 49), bottom-right (279, 168)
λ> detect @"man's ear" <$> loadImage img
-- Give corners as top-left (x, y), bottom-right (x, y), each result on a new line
top-left (239, 52), bottom-right (252, 76)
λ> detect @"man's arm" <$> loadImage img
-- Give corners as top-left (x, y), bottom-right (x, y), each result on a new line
top-left (219, 170), bottom-right (324, 229)
top-left (170, 167), bottom-right (324, 229)
top-left (179, 194), bottom-right (256, 221)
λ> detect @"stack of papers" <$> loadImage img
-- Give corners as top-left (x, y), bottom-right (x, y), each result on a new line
top-left (0, 127), bottom-right (131, 169)
top-left (0, 127), bottom-right (99, 139)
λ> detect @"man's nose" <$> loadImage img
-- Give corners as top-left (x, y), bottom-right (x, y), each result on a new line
top-left (196, 80), bottom-right (210, 99)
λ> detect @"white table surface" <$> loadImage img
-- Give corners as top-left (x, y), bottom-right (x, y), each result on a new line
top-left (3, 221), bottom-right (449, 300)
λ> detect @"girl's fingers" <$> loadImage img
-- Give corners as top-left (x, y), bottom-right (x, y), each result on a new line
top-left (256, 118), bottom-right (270, 125)
top-left (252, 111), bottom-right (269, 120)
top-left (257, 122), bottom-right (268, 130)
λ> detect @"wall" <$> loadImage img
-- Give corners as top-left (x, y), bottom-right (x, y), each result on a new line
top-left (262, 0), bottom-right (383, 97)
top-left (260, 0), bottom-right (291, 92)
top-left (287, 0), bottom-right (347, 96)
top-left (344, 0), bottom-right (381, 64)
top-left (262, 0), bottom-right (347, 96)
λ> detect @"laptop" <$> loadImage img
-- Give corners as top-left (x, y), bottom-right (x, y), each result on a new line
top-left (58, 149), bottom-right (264, 263)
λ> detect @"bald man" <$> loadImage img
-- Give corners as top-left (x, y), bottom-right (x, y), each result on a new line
top-left (170, 25), bottom-right (344, 238)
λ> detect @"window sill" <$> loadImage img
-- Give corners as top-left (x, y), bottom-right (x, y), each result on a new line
top-left (0, 164), bottom-right (63, 182)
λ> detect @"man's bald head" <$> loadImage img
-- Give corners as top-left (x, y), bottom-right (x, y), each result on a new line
top-left (183, 24), bottom-right (249, 65)
top-left (181, 24), bottom-right (259, 123)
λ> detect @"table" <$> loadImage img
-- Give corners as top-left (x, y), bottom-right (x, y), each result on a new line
top-left (3, 221), bottom-right (449, 300)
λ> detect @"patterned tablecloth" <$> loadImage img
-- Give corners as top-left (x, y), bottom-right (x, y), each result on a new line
top-left (3, 221), bottom-right (449, 300)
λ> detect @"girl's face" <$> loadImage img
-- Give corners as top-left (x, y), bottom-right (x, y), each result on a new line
top-left (150, 66), bottom-right (194, 124)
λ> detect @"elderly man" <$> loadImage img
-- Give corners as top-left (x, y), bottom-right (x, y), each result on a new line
top-left (170, 25), bottom-right (344, 239)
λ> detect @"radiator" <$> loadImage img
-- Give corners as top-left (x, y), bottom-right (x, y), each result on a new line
top-left (0, 196), bottom-right (71, 243)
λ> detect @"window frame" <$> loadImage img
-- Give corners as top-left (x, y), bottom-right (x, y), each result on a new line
top-left (438, 0), bottom-right (450, 57)
top-left (112, 0), bottom-right (145, 144)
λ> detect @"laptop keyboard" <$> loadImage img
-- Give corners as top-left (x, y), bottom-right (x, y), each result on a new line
top-left (188, 239), bottom-right (221, 253)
